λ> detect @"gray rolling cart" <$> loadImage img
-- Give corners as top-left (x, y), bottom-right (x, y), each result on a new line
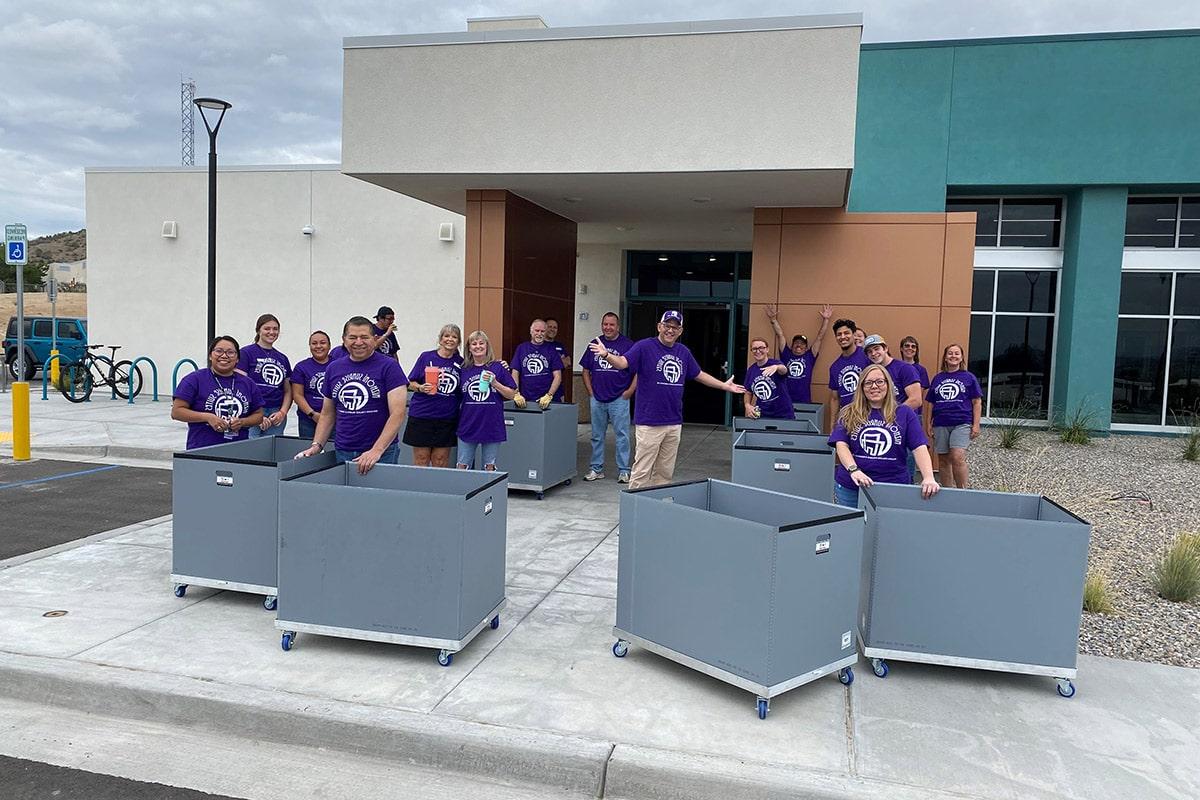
top-left (275, 464), bottom-right (508, 666)
top-left (493, 401), bottom-right (578, 499)
top-left (730, 416), bottom-right (819, 450)
top-left (792, 402), bottom-right (825, 430)
top-left (612, 479), bottom-right (864, 720)
top-left (731, 429), bottom-right (834, 502)
top-left (171, 436), bottom-right (336, 610)
top-left (858, 484), bottom-right (1091, 697)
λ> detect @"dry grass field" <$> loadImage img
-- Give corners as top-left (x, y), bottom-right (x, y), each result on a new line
top-left (0, 292), bottom-right (87, 324)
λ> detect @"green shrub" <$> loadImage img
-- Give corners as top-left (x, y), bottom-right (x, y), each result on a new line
top-left (1082, 571), bottom-right (1115, 614)
top-left (994, 399), bottom-right (1036, 450)
top-left (1057, 403), bottom-right (1099, 445)
top-left (1181, 414), bottom-right (1200, 463)
top-left (1152, 534), bottom-right (1200, 603)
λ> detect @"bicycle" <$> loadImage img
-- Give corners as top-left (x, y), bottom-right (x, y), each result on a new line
top-left (57, 345), bottom-right (144, 403)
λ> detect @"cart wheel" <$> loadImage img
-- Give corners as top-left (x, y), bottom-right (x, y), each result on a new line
top-left (565, 479), bottom-right (572, 486)
top-left (612, 640), bottom-right (629, 658)
top-left (871, 658), bottom-right (889, 678)
top-left (757, 697), bottom-right (769, 720)
top-left (490, 615), bottom-right (500, 630)
top-left (839, 667), bottom-right (854, 686)
top-left (1056, 678), bottom-right (1076, 699)
top-left (437, 649), bottom-right (453, 667)
top-left (281, 632), bottom-right (294, 652)
top-left (263, 595), bottom-right (277, 612)
top-left (536, 492), bottom-right (545, 501)
top-left (173, 584), bottom-right (187, 598)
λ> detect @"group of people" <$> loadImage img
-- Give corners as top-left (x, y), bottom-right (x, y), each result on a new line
top-left (171, 301), bottom-right (984, 504)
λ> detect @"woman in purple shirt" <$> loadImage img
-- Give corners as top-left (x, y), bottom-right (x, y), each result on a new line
top-left (237, 314), bottom-right (292, 438)
top-left (743, 337), bottom-right (795, 420)
top-left (828, 363), bottom-right (939, 508)
top-left (457, 330), bottom-right (520, 470)
top-left (171, 336), bottom-right (264, 449)
top-left (926, 344), bottom-right (983, 489)
top-left (405, 324), bottom-right (464, 468)
top-left (289, 330), bottom-right (332, 440)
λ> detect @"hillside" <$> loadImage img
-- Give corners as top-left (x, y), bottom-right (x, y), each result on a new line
top-left (29, 229), bottom-right (86, 263)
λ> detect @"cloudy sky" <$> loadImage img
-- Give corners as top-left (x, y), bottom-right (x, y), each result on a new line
top-left (1, 0), bottom-right (1195, 237)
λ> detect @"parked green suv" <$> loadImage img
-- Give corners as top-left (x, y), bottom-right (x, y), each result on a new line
top-left (4, 316), bottom-right (88, 380)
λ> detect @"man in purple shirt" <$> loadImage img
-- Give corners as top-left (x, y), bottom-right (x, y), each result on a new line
top-left (296, 316), bottom-right (407, 474)
top-left (579, 312), bottom-right (637, 483)
top-left (828, 318), bottom-right (871, 421)
top-left (371, 306), bottom-right (400, 360)
top-left (589, 310), bottom-right (744, 489)
top-left (545, 316), bottom-right (570, 403)
top-left (863, 334), bottom-right (923, 411)
top-left (511, 319), bottom-right (563, 410)
top-left (766, 303), bottom-right (832, 404)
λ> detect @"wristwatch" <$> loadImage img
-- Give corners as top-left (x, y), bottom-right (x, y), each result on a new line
top-left (846, 465), bottom-right (860, 473)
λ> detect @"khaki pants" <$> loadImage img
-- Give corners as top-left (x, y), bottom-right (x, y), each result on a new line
top-left (629, 424), bottom-right (682, 490)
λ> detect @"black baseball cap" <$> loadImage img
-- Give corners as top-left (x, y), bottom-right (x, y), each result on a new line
top-left (376, 306), bottom-right (395, 319)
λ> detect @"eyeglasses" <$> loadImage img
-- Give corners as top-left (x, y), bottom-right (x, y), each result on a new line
top-left (211, 348), bottom-right (237, 357)
top-left (861, 379), bottom-right (887, 388)
top-left (750, 346), bottom-right (768, 352)
top-left (901, 343), bottom-right (917, 349)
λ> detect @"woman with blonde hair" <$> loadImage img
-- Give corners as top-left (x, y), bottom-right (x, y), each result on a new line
top-left (827, 363), bottom-right (939, 508)
top-left (404, 323), bottom-right (464, 467)
top-left (926, 343), bottom-right (983, 489)
top-left (456, 330), bottom-right (521, 470)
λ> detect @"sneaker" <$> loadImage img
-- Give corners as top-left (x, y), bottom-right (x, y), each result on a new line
top-left (584, 469), bottom-right (605, 481)
top-left (617, 471), bottom-right (630, 484)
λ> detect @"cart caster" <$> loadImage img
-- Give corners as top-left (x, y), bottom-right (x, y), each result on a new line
top-left (756, 697), bottom-right (769, 720)
top-left (281, 632), bottom-right (295, 652)
top-left (490, 615), bottom-right (500, 630)
top-left (1056, 678), bottom-right (1076, 698)
top-left (871, 658), bottom-right (889, 678)
top-left (564, 479), bottom-right (572, 486)
top-left (612, 640), bottom-right (629, 658)
top-left (437, 649), bottom-right (453, 667)
top-left (263, 595), bottom-right (277, 612)
top-left (838, 667), bottom-right (854, 686)
top-left (536, 492), bottom-right (545, 501)
top-left (172, 584), bottom-right (188, 598)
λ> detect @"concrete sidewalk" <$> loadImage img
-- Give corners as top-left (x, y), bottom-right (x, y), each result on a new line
top-left (0, 400), bottom-right (1197, 798)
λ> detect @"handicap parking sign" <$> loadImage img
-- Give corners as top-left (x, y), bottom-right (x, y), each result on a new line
top-left (5, 223), bottom-right (28, 266)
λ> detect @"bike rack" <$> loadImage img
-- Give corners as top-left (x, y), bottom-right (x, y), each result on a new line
top-left (40, 353), bottom-right (79, 401)
top-left (172, 358), bottom-right (200, 395)
top-left (128, 357), bottom-right (159, 404)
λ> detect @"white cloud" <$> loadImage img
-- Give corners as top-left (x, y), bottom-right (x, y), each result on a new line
top-left (266, 53), bottom-right (289, 66)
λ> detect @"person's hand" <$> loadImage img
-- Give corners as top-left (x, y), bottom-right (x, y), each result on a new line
top-left (588, 339), bottom-right (609, 358)
top-left (747, 405), bottom-right (761, 419)
top-left (293, 443), bottom-right (322, 460)
top-left (820, 304), bottom-right (833, 320)
top-left (513, 393), bottom-right (526, 409)
top-left (765, 304), bottom-right (778, 321)
top-left (621, 388), bottom-right (635, 400)
top-left (762, 363), bottom-right (783, 377)
top-left (309, 410), bottom-right (320, 421)
top-left (850, 469), bottom-right (874, 488)
top-left (481, 370), bottom-right (495, 384)
top-left (207, 414), bottom-right (227, 432)
top-left (725, 379), bottom-right (745, 394)
top-left (970, 425), bottom-right (980, 440)
top-left (389, 323), bottom-right (398, 334)
top-left (537, 394), bottom-right (552, 410)
top-left (354, 448), bottom-right (382, 474)
top-left (229, 417), bottom-right (249, 432)
top-left (921, 477), bottom-right (941, 499)
top-left (423, 382), bottom-right (437, 395)
top-left (270, 410), bottom-right (285, 426)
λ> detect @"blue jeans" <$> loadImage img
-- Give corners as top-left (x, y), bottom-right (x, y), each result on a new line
top-left (833, 482), bottom-right (859, 509)
top-left (589, 396), bottom-right (631, 473)
top-left (297, 413), bottom-right (333, 441)
top-left (457, 439), bottom-right (500, 468)
top-left (249, 407), bottom-right (286, 438)
top-left (335, 441), bottom-right (399, 465)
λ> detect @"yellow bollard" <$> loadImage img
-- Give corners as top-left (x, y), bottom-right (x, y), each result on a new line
top-left (13, 381), bottom-right (31, 461)
top-left (50, 348), bottom-right (60, 385)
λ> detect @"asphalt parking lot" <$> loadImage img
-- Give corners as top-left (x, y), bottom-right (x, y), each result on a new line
top-left (0, 459), bottom-right (171, 560)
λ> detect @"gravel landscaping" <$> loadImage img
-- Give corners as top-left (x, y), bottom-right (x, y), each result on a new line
top-left (967, 429), bottom-right (1200, 669)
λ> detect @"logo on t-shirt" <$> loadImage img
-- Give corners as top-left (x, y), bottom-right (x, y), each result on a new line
top-left (523, 353), bottom-right (549, 376)
top-left (379, 339), bottom-right (393, 354)
top-left (437, 368), bottom-right (460, 395)
top-left (657, 354), bottom-right (684, 384)
top-left (837, 365), bottom-right (861, 396)
top-left (788, 359), bottom-right (806, 379)
top-left (211, 392), bottom-right (245, 420)
top-left (259, 361), bottom-right (286, 387)
top-left (595, 347), bottom-right (621, 371)
top-left (853, 420), bottom-right (903, 458)
top-left (751, 374), bottom-right (777, 401)
top-left (936, 380), bottom-right (965, 401)
top-left (337, 381), bottom-right (371, 412)
top-left (311, 373), bottom-right (325, 395)
top-left (466, 374), bottom-right (491, 402)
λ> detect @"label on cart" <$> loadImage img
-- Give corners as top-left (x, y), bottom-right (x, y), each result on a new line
top-left (215, 471), bottom-right (234, 487)
top-left (841, 630), bottom-right (853, 649)
top-left (484, 498), bottom-right (493, 515)
top-left (528, 469), bottom-right (538, 479)
top-left (815, 533), bottom-right (830, 555)
top-left (772, 461), bottom-right (791, 471)
top-left (504, 418), bottom-right (514, 426)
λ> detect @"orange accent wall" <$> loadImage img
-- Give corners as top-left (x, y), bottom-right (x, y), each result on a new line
top-left (751, 208), bottom-right (975, 431)
top-left (464, 190), bottom-right (578, 398)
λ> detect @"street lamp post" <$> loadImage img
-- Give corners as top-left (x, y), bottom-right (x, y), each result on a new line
top-left (195, 97), bottom-right (232, 350)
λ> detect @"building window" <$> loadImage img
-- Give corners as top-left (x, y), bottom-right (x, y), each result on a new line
top-left (1124, 196), bottom-right (1200, 248)
top-left (947, 197), bottom-right (1063, 248)
top-left (1112, 271), bottom-right (1200, 426)
top-left (969, 269), bottom-right (1058, 419)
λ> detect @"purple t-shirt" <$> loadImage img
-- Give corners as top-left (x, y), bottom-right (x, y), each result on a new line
top-left (322, 352), bottom-right (407, 451)
top-left (884, 359), bottom-right (921, 404)
top-left (237, 343), bottom-right (291, 409)
top-left (579, 334), bottom-right (635, 403)
top-left (512, 341), bottom-right (563, 400)
top-left (407, 350), bottom-right (464, 420)
top-left (927, 370), bottom-right (983, 427)
top-left (909, 362), bottom-right (930, 390)
top-left (329, 345), bottom-right (349, 361)
top-left (828, 405), bottom-right (928, 489)
top-left (173, 369), bottom-right (264, 450)
top-left (457, 361), bottom-right (517, 444)
top-left (548, 340), bottom-right (568, 402)
top-left (781, 348), bottom-right (817, 404)
top-left (624, 338), bottom-right (702, 426)
top-left (372, 324), bottom-right (400, 360)
top-left (289, 357), bottom-right (330, 414)
top-left (828, 347), bottom-right (871, 406)
top-left (745, 360), bottom-right (795, 420)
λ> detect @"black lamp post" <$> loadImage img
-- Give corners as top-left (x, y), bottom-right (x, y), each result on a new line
top-left (195, 97), bottom-right (232, 349)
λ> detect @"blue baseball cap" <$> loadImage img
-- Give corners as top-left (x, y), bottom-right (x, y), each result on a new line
top-left (659, 310), bottom-right (683, 326)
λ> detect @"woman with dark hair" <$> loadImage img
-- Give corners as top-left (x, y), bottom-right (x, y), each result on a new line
top-left (171, 336), bottom-right (264, 450)
top-left (828, 363), bottom-right (938, 508)
top-left (899, 336), bottom-right (930, 390)
top-left (289, 330), bottom-right (333, 440)
top-left (405, 323), bottom-right (465, 467)
top-left (237, 313), bottom-right (293, 438)
top-left (926, 344), bottom-right (983, 489)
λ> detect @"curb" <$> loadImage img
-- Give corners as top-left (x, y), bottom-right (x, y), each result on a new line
top-left (0, 444), bottom-right (173, 463)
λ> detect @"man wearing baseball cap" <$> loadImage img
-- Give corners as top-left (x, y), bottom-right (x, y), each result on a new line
top-left (863, 334), bottom-right (923, 411)
top-left (589, 310), bottom-right (744, 489)
top-left (765, 303), bottom-right (833, 404)
top-left (371, 306), bottom-right (400, 360)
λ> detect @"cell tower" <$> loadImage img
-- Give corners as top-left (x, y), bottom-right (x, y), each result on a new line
top-left (181, 78), bottom-right (196, 166)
